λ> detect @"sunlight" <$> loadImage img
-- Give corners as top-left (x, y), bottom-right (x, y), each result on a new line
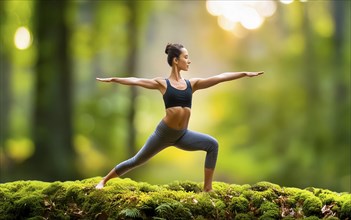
top-left (280, 0), bottom-right (294, 5)
top-left (14, 26), bottom-right (32, 50)
top-left (206, 0), bottom-right (222, 16)
top-left (206, 0), bottom-right (277, 34)
top-left (240, 6), bottom-right (264, 30)
top-left (218, 15), bottom-right (235, 31)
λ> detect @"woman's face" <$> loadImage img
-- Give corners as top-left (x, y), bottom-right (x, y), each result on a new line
top-left (176, 48), bottom-right (191, 71)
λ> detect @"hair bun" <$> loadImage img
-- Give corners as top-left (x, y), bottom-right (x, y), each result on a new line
top-left (164, 43), bottom-right (184, 66)
top-left (165, 43), bottom-right (172, 54)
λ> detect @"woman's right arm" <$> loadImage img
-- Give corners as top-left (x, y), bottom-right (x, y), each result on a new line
top-left (96, 77), bottom-right (165, 91)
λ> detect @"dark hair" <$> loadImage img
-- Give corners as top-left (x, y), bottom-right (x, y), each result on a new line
top-left (165, 43), bottom-right (184, 66)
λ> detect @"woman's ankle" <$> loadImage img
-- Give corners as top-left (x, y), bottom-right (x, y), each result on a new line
top-left (204, 187), bottom-right (213, 192)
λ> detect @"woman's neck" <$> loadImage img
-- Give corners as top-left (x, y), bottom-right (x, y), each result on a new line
top-left (170, 66), bottom-right (182, 81)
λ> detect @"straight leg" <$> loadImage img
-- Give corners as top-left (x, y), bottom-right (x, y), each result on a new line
top-left (96, 121), bottom-right (185, 189)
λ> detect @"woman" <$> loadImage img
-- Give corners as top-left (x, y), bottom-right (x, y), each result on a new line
top-left (96, 43), bottom-right (263, 191)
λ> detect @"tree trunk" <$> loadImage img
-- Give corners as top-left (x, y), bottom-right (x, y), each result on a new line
top-left (331, 0), bottom-right (350, 187)
top-left (0, 0), bottom-right (11, 179)
top-left (27, 0), bottom-right (76, 181)
top-left (125, 1), bottom-right (139, 157)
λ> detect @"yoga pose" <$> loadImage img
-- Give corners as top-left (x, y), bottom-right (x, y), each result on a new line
top-left (96, 43), bottom-right (263, 191)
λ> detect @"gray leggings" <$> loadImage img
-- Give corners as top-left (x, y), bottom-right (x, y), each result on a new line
top-left (114, 120), bottom-right (219, 176)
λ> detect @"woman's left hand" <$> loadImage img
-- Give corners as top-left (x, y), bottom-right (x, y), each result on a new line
top-left (246, 71), bottom-right (264, 77)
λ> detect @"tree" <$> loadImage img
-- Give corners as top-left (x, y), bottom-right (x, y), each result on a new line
top-left (0, 1), bottom-right (11, 156)
top-left (24, 0), bottom-right (76, 181)
top-left (125, 1), bottom-right (139, 157)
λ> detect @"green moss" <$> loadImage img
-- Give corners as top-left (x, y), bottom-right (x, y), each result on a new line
top-left (304, 216), bottom-right (320, 220)
top-left (340, 199), bottom-right (351, 219)
top-left (259, 201), bottom-right (280, 218)
top-left (234, 213), bottom-right (253, 220)
top-left (252, 181), bottom-right (281, 192)
top-left (230, 196), bottom-right (249, 213)
top-left (302, 196), bottom-right (322, 216)
top-left (166, 180), bottom-right (202, 193)
top-left (0, 178), bottom-right (349, 219)
top-left (325, 217), bottom-right (340, 220)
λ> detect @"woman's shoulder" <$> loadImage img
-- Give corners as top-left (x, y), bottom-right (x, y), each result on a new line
top-left (153, 77), bottom-right (167, 87)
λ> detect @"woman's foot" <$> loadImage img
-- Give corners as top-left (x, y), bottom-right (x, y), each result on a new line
top-left (95, 179), bottom-right (106, 189)
top-left (95, 168), bottom-right (119, 189)
top-left (203, 187), bottom-right (213, 192)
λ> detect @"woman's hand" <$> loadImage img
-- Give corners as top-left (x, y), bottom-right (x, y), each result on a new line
top-left (246, 71), bottom-right (264, 77)
top-left (96, 77), bottom-right (114, 82)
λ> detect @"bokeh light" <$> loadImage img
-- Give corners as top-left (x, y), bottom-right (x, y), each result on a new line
top-left (206, 0), bottom-right (277, 34)
top-left (280, 0), bottom-right (294, 4)
top-left (14, 26), bottom-right (32, 50)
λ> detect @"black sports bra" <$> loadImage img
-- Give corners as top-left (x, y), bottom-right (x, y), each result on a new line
top-left (163, 79), bottom-right (192, 109)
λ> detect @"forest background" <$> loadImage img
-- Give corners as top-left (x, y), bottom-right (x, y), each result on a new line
top-left (0, 0), bottom-right (350, 193)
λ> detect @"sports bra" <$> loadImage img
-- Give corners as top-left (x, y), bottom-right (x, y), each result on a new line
top-left (163, 79), bottom-right (192, 109)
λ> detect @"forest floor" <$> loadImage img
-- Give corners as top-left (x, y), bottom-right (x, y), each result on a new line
top-left (0, 177), bottom-right (350, 219)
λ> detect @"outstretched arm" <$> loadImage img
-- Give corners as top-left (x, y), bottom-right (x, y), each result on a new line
top-left (96, 77), bottom-right (165, 91)
top-left (191, 71), bottom-right (263, 92)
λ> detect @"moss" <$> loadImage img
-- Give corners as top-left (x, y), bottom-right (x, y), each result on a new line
top-left (259, 201), bottom-right (280, 218)
top-left (252, 181), bottom-right (281, 192)
top-left (0, 178), bottom-right (349, 219)
top-left (281, 217), bottom-right (295, 220)
top-left (230, 196), bottom-right (249, 213)
top-left (166, 180), bottom-right (202, 193)
top-left (340, 199), bottom-right (351, 219)
top-left (304, 216), bottom-right (320, 220)
top-left (234, 213), bottom-right (253, 220)
top-left (302, 196), bottom-right (322, 216)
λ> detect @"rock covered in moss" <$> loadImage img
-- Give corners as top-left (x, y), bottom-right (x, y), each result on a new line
top-left (0, 178), bottom-right (350, 219)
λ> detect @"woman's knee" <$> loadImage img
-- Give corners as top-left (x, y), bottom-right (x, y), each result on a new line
top-left (208, 137), bottom-right (219, 153)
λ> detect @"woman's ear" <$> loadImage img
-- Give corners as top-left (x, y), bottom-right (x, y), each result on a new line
top-left (173, 57), bottom-right (178, 64)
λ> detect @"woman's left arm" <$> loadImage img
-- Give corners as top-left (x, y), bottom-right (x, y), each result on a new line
top-left (191, 71), bottom-right (263, 92)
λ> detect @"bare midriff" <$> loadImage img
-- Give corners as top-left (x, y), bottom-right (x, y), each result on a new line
top-left (162, 107), bottom-right (191, 130)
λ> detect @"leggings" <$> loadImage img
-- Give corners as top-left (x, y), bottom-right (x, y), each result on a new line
top-left (114, 120), bottom-right (219, 176)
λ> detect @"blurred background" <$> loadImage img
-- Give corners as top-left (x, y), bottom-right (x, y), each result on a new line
top-left (0, 0), bottom-right (350, 192)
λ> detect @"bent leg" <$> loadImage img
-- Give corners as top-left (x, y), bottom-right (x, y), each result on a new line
top-left (175, 130), bottom-right (219, 169)
top-left (204, 168), bottom-right (215, 192)
top-left (175, 130), bottom-right (219, 191)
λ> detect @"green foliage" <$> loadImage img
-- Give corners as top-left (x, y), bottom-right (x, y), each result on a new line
top-left (120, 208), bottom-right (141, 219)
top-left (155, 202), bottom-right (192, 220)
top-left (0, 178), bottom-right (350, 219)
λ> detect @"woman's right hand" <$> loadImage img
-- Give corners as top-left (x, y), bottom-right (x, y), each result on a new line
top-left (96, 77), bottom-right (113, 82)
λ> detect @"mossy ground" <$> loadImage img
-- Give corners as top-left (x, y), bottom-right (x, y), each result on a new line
top-left (0, 178), bottom-right (350, 219)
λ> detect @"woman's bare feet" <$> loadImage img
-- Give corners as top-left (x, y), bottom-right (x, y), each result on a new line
top-left (204, 188), bottom-right (213, 192)
top-left (95, 179), bottom-right (106, 189)
top-left (95, 168), bottom-right (119, 189)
